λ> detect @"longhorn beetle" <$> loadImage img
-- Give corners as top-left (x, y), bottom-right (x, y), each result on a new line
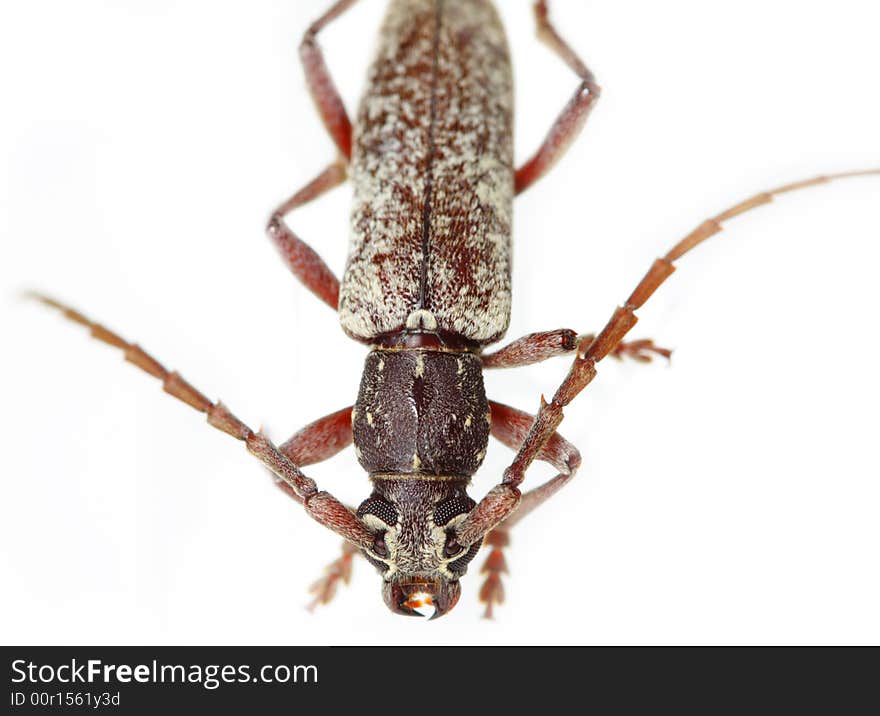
top-left (28, 0), bottom-right (878, 619)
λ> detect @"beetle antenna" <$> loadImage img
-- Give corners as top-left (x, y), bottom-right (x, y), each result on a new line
top-left (24, 292), bottom-right (375, 551)
top-left (458, 167), bottom-right (880, 546)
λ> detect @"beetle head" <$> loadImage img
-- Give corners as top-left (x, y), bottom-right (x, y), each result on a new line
top-left (356, 478), bottom-right (482, 619)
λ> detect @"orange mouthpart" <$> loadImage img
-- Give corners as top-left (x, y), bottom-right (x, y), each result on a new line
top-left (402, 594), bottom-right (434, 609)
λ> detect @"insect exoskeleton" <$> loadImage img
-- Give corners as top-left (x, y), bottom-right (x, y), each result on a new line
top-left (28, 0), bottom-right (879, 620)
top-left (352, 346), bottom-right (490, 617)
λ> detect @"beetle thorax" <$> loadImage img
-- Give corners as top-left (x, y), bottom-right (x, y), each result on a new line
top-left (352, 349), bottom-right (490, 477)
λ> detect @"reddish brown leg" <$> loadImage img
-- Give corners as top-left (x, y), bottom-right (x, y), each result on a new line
top-left (514, 0), bottom-right (601, 195)
top-left (308, 541), bottom-right (358, 611)
top-left (481, 329), bottom-right (671, 369)
top-left (478, 400), bottom-right (581, 618)
top-left (268, 0), bottom-right (358, 309)
top-left (280, 405), bottom-right (353, 465)
top-left (479, 529), bottom-right (508, 620)
top-left (299, 0), bottom-right (358, 159)
top-left (271, 406), bottom-right (354, 504)
top-left (482, 329), bottom-right (578, 368)
top-left (267, 160), bottom-right (346, 311)
top-left (272, 405), bottom-right (362, 609)
top-left (459, 168), bottom-right (880, 546)
top-left (27, 293), bottom-right (376, 551)
top-left (577, 333), bottom-right (672, 364)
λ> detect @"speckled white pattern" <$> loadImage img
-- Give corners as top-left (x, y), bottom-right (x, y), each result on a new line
top-left (339, 0), bottom-right (514, 344)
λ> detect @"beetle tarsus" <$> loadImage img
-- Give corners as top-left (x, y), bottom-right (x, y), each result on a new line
top-left (478, 529), bottom-right (509, 619)
top-left (307, 542), bottom-right (358, 611)
top-left (578, 334), bottom-right (673, 363)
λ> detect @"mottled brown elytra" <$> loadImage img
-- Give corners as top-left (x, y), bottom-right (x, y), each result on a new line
top-left (29, 0), bottom-right (878, 619)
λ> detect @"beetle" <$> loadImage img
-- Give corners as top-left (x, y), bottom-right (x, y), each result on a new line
top-left (28, 0), bottom-right (878, 619)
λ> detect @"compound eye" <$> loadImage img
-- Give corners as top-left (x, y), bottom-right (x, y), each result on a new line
top-left (373, 532), bottom-right (388, 558)
top-left (443, 535), bottom-right (464, 558)
top-left (356, 496), bottom-right (399, 527)
top-left (433, 495), bottom-right (477, 527)
top-left (446, 539), bottom-right (482, 577)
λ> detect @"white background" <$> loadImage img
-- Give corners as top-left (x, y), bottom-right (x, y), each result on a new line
top-left (2, 0), bottom-right (879, 645)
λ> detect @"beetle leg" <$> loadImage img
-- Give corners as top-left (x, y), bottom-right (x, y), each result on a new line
top-left (514, 1), bottom-right (601, 195)
top-left (27, 293), bottom-right (377, 552)
top-left (577, 333), bottom-right (672, 364)
top-left (268, 160), bottom-right (347, 311)
top-left (308, 541), bottom-right (359, 611)
top-left (271, 0), bottom-right (361, 308)
top-left (481, 329), bottom-right (671, 368)
top-left (299, 0), bottom-right (358, 159)
top-left (270, 406), bottom-right (354, 504)
top-left (459, 168), bottom-right (880, 545)
top-left (478, 529), bottom-right (508, 619)
top-left (477, 401), bottom-right (581, 618)
top-left (481, 329), bottom-right (578, 368)
top-left (266, 407), bottom-right (362, 609)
